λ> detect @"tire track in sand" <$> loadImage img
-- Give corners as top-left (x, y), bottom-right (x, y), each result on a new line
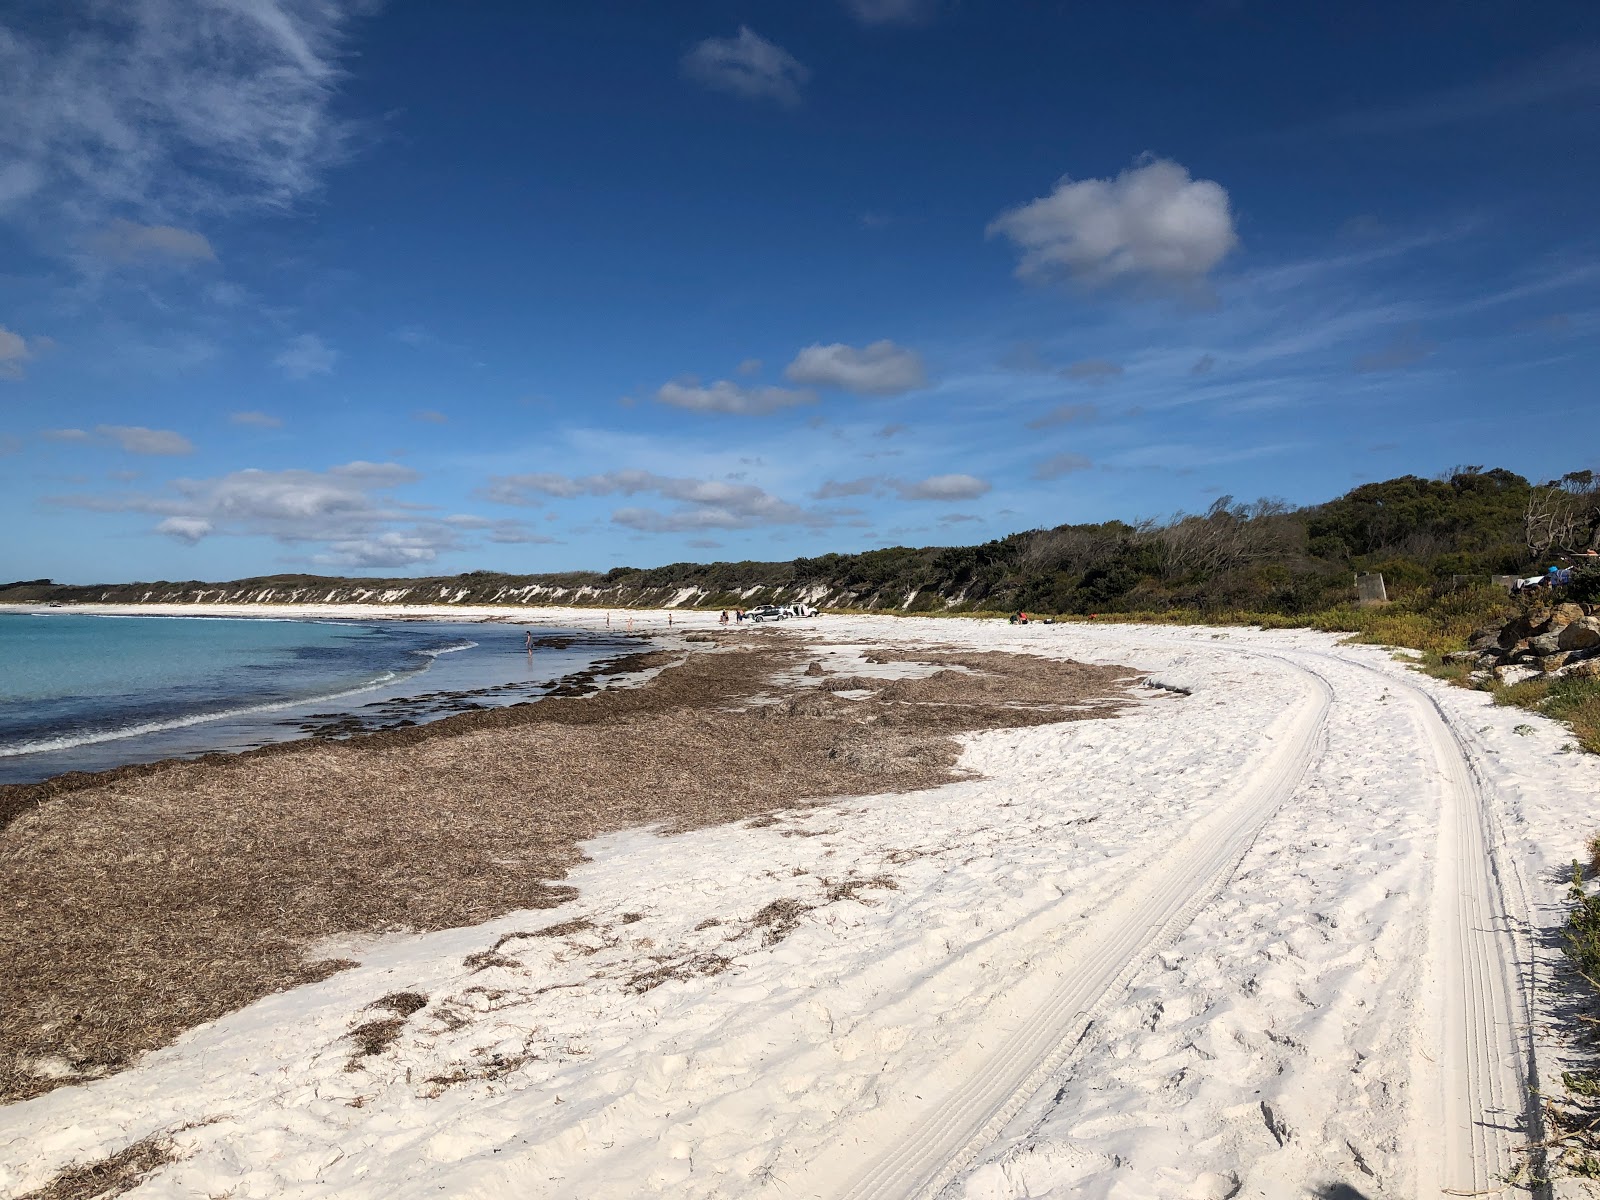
top-left (1275, 647), bottom-right (1539, 1198)
top-left (762, 661), bottom-right (1333, 1200)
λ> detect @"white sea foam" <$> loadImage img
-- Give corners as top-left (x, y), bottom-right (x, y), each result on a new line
top-left (0, 669), bottom-right (413, 758)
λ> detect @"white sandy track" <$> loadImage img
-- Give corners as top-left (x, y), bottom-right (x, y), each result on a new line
top-left (769, 667), bottom-right (1332, 1200)
top-left (1, 610), bottom-right (1593, 1200)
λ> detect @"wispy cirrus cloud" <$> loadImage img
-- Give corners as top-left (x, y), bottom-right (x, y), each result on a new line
top-left (681, 27), bottom-right (809, 107)
top-left (1061, 358), bottom-right (1123, 384)
top-left (96, 424), bottom-right (195, 455)
top-left (1326, 45), bottom-right (1600, 137)
top-left (484, 468), bottom-right (837, 533)
top-left (275, 333), bottom-right (337, 380)
top-left (1033, 453), bottom-right (1093, 480)
top-left (1026, 402), bottom-right (1099, 430)
top-left (843, 0), bottom-right (944, 26)
top-left (0, 0), bottom-right (370, 228)
top-left (230, 411), bottom-right (283, 430)
top-left (88, 219), bottom-right (215, 265)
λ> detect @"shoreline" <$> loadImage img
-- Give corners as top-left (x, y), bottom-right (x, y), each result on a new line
top-left (1, 620), bottom-right (1138, 1113)
top-left (0, 606), bottom-right (673, 791)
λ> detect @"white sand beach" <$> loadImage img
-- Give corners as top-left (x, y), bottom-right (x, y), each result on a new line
top-left (2, 607), bottom-right (1596, 1199)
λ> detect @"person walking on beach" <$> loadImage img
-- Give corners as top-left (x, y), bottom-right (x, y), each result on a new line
top-left (719, 610), bottom-right (729, 626)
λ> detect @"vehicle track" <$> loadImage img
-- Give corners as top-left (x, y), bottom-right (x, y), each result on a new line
top-left (763, 659), bottom-right (1334, 1200)
top-left (1271, 645), bottom-right (1541, 1198)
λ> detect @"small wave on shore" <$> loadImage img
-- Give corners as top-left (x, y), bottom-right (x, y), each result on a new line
top-left (0, 615), bottom-right (620, 785)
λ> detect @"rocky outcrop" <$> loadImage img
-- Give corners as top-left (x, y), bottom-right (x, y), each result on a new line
top-left (1452, 600), bottom-right (1600, 682)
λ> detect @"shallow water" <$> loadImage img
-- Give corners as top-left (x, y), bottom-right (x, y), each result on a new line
top-left (0, 613), bottom-right (635, 784)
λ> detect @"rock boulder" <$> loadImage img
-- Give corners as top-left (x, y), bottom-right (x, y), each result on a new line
top-left (1558, 617), bottom-right (1600, 653)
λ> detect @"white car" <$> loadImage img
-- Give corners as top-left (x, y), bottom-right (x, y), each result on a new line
top-left (746, 604), bottom-right (788, 622)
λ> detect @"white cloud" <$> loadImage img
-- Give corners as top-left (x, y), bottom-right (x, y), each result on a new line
top-left (656, 378), bottom-right (815, 415)
top-left (843, 0), bottom-right (942, 26)
top-left (311, 532), bottom-right (449, 570)
top-left (737, 357), bottom-right (763, 376)
top-left (95, 425), bottom-right (195, 455)
top-left (681, 27), bottom-right (809, 107)
top-left (0, 0), bottom-right (367, 226)
top-left (41, 427), bottom-right (90, 442)
top-left (89, 219), bottom-right (215, 264)
top-left (275, 333), bottom-right (336, 379)
top-left (988, 157), bottom-right (1238, 287)
top-left (230, 410), bottom-right (283, 429)
top-left (785, 340), bottom-right (927, 395)
top-left (156, 516), bottom-right (212, 543)
top-left (811, 473), bottom-right (992, 502)
top-left (0, 325), bottom-right (33, 379)
top-left (49, 460), bottom-right (467, 568)
top-left (485, 468), bottom-right (833, 533)
top-left (1033, 453), bottom-right (1094, 480)
top-left (895, 473), bottom-right (990, 501)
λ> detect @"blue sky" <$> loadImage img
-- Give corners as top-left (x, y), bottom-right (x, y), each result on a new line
top-left (2, 1), bottom-right (1596, 582)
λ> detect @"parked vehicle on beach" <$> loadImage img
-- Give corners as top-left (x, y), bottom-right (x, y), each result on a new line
top-left (746, 604), bottom-right (787, 622)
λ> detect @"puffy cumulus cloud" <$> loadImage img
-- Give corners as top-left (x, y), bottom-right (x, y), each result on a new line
top-left (0, 326), bottom-right (38, 379)
top-left (785, 340), bottom-right (927, 396)
top-left (0, 0), bottom-right (368, 227)
top-left (988, 157), bottom-right (1238, 288)
top-left (89, 219), bottom-right (215, 264)
top-left (1026, 402), bottom-right (1099, 430)
top-left (1061, 358), bottom-right (1123, 383)
top-left (311, 532), bottom-right (452, 570)
top-left (1033, 453), bottom-right (1094, 480)
top-left (275, 333), bottom-right (336, 379)
top-left (896, 473), bottom-right (990, 501)
top-left (681, 27), bottom-right (808, 107)
top-left (230, 410), bottom-right (283, 429)
top-left (843, 0), bottom-right (943, 25)
top-left (155, 516), bottom-right (212, 543)
top-left (96, 424), bottom-right (195, 455)
top-left (655, 378), bottom-right (815, 415)
top-left (486, 468), bottom-right (832, 533)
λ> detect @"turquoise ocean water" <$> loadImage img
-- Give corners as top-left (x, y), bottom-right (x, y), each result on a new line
top-left (0, 613), bottom-right (625, 784)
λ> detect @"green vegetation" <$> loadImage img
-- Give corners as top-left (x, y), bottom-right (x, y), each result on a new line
top-left (8, 465), bottom-right (1595, 618)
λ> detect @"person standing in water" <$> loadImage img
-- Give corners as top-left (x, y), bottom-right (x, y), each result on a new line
top-left (525, 630), bottom-right (534, 652)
